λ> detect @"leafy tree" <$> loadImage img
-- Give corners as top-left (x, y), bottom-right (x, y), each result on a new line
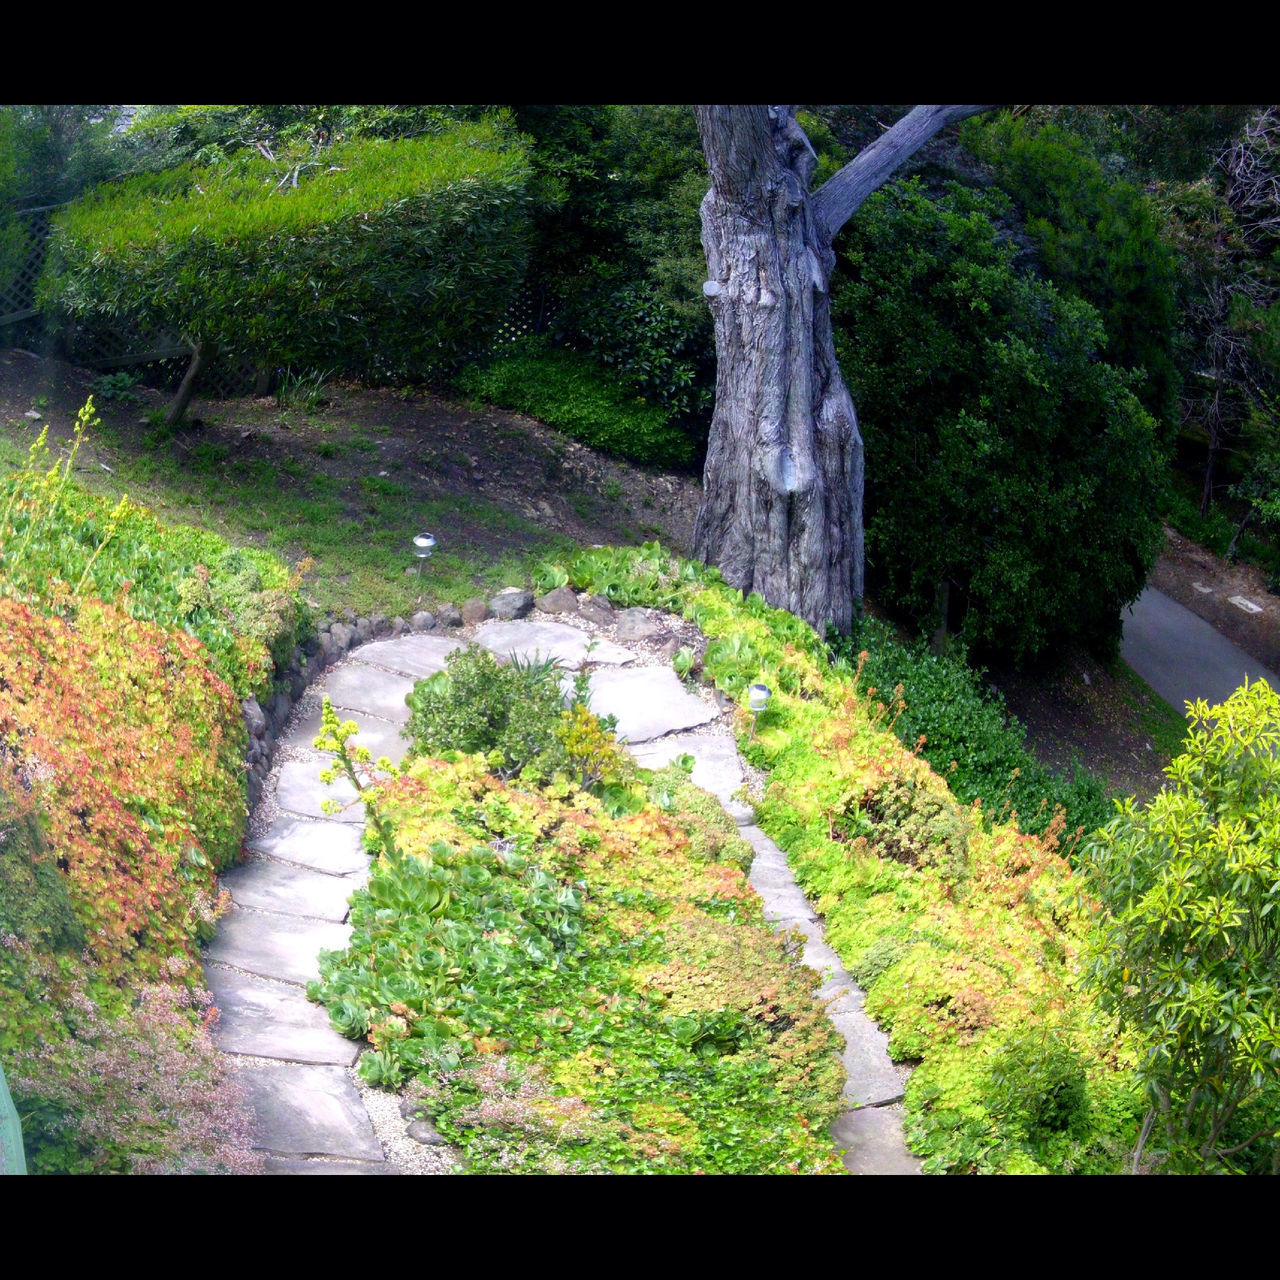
top-left (1154, 110), bottom-right (1280, 517)
top-left (834, 179), bottom-right (1163, 664)
top-left (1080, 679), bottom-right (1280, 1174)
top-left (965, 115), bottom-right (1181, 434)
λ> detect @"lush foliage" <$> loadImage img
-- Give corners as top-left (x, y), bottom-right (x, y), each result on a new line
top-left (834, 179), bottom-right (1165, 665)
top-left (0, 401), bottom-right (307, 698)
top-left (832, 619), bottom-right (1112, 841)
top-left (309, 725), bottom-right (845, 1173)
top-left (405, 644), bottom-right (615, 786)
top-left (0, 596), bottom-right (244, 978)
top-left (0, 939), bottom-right (260, 1174)
top-left (455, 543), bottom-right (1158, 1172)
top-left (455, 339), bottom-right (695, 468)
top-left (964, 115), bottom-right (1181, 432)
top-left (0, 400), bottom-right (289, 1173)
top-left (40, 118), bottom-right (533, 383)
top-left (1080, 680), bottom-right (1280, 1174)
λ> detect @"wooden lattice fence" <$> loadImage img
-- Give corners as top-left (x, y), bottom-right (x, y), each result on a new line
top-left (0, 204), bottom-right (58, 327)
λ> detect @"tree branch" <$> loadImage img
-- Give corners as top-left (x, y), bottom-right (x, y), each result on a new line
top-left (811, 105), bottom-right (1001, 243)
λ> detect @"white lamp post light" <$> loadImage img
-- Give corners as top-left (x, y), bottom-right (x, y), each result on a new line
top-left (413, 532), bottom-right (436, 578)
top-left (748, 682), bottom-right (771, 738)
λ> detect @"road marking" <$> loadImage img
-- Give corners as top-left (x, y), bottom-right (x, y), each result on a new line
top-left (1229, 595), bottom-right (1263, 614)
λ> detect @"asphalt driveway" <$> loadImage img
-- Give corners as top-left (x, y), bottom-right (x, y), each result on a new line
top-left (1121, 586), bottom-right (1280, 713)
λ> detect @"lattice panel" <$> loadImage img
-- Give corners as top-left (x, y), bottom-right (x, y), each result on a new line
top-left (0, 207), bottom-right (55, 325)
top-left (489, 287), bottom-right (559, 349)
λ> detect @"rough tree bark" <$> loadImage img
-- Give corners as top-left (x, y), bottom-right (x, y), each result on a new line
top-left (692, 105), bottom-right (996, 634)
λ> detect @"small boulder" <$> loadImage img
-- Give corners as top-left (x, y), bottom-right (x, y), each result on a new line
top-left (242, 697), bottom-right (267, 738)
top-left (488, 588), bottom-right (534, 621)
top-left (436, 604), bottom-right (462, 628)
top-left (329, 621), bottom-right (357, 652)
top-left (615, 607), bottom-right (660, 641)
top-left (535, 585), bottom-right (579, 615)
top-left (405, 1119), bottom-right (449, 1147)
top-left (578, 595), bottom-right (615, 626)
top-left (460, 597), bottom-right (490, 625)
top-left (410, 610), bottom-right (436, 631)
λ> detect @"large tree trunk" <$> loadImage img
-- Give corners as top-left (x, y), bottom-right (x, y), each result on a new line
top-left (692, 105), bottom-right (997, 637)
top-left (692, 106), bottom-right (862, 633)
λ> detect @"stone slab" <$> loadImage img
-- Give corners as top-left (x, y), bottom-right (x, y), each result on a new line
top-left (285, 702), bottom-right (410, 768)
top-left (275, 760), bottom-right (366, 824)
top-left (580, 666), bottom-right (719, 743)
top-left (348, 634), bottom-right (465, 678)
top-left (263, 1156), bottom-right (397, 1175)
top-left (829, 1104), bottom-right (921, 1175)
top-left (629, 732), bottom-right (746, 813)
top-left (473, 619), bottom-right (635, 670)
top-left (205, 964), bottom-right (360, 1065)
top-left (831, 1004), bottom-right (909, 1108)
top-left (220, 858), bottom-right (363, 922)
top-left (205, 904), bottom-right (351, 985)
top-left (320, 664), bottom-right (416, 722)
top-left (235, 1062), bottom-right (383, 1161)
top-left (246, 816), bottom-right (371, 875)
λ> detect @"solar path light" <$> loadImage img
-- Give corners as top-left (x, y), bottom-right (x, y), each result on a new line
top-left (747, 682), bottom-right (771, 739)
top-left (413, 532), bottom-right (436, 578)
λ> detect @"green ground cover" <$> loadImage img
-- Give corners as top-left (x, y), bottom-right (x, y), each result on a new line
top-left (0, 400), bottom-right (303, 1172)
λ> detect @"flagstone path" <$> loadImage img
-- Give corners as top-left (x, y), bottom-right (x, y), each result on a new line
top-left (205, 615), bottom-right (919, 1175)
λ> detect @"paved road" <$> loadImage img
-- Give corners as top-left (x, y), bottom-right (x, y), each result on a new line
top-left (1121, 586), bottom-right (1280, 713)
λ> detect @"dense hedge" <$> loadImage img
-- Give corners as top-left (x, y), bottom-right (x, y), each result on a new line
top-left (39, 118), bottom-right (533, 382)
top-left (455, 340), bottom-right (697, 469)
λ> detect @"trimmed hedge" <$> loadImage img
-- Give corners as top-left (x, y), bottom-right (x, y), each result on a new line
top-left (39, 118), bottom-right (533, 382)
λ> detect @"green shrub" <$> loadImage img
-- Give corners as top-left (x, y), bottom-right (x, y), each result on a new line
top-left (455, 340), bottom-right (696, 469)
top-left (40, 118), bottom-right (532, 383)
top-left (1079, 679), bottom-right (1280, 1174)
top-left (0, 784), bottom-right (84, 954)
top-left (405, 645), bottom-right (571, 782)
top-left (832, 618), bottom-right (1112, 842)
top-left (983, 1026), bottom-right (1093, 1151)
top-left (834, 178), bottom-right (1165, 666)
top-left (561, 279), bottom-right (712, 425)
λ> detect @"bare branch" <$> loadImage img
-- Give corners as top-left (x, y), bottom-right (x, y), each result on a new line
top-left (811, 105), bottom-right (1001, 242)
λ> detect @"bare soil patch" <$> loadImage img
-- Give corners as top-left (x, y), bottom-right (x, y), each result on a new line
top-left (0, 350), bottom-right (705, 562)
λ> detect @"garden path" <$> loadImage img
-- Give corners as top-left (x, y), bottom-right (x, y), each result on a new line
top-left (203, 612), bottom-right (919, 1175)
